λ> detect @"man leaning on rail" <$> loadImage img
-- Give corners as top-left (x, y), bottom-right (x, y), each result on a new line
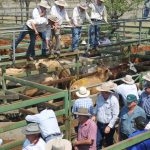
top-left (10, 14), bottom-right (59, 61)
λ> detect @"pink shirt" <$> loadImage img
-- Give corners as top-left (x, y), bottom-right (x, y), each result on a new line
top-left (77, 119), bottom-right (97, 150)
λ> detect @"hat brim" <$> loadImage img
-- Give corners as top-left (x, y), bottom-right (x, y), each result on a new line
top-left (74, 112), bottom-right (91, 116)
top-left (121, 78), bottom-right (135, 84)
top-left (142, 76), bottom-right (150, 82)
top-left (55, 1), bottom-right (68, 7)
top-left (96, 86), bottom-right (113, 93)
top-left (79, 6), bottom-right (88, 10)
top-left (38, 4), bottom-right (50, 9)
top-left (76, 90), bottom-right (90, 97)
top-left (22, 128), bottom-right (40, 135)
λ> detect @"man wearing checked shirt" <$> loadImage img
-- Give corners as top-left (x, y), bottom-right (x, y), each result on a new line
top-left (92, 81), bottom-right (119, 149)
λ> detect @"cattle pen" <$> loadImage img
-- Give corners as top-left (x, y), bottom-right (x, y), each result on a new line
top-left (0, 15), bottom-right (150, 150)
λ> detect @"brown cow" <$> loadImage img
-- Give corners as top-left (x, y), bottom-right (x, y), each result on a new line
top-left (70, 67), bottom-right (112, 96)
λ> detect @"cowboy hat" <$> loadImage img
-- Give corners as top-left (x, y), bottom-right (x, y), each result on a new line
top-left (78, 2), bottom-right (88, 10)
top-left (22, 123), bottom-right (40, 135)
top-left (38, 1), bottom-right (50, 9)
top-left (76, 86), bottom-right (90, 97)
top-left (45, 139), bottom-right (72, 150)
top-left (47, 14), bottom-right (59, 22)
top-left (96, 82), bottom-right (116, 92)
top-left (121, 75), bottom-right (135, 84)
top-left (55, 0), bottom-right (68, 7)
top-left (74, 108), bottom-right (91, 116)
top-left (142, 72), bottom-right (150, 82)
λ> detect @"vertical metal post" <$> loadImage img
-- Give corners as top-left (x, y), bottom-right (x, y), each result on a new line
top-left (139, 21), bottom-right (142, 45)
top-left (12, 32), bottom-right (16, 64)
top-left (2, 66), bottom-right (7, 104)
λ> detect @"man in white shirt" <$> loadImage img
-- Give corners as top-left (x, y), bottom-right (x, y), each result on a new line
top-left (11, 14), bottom-right (59, 61)
top-left (89, 0), bottom-right (108, 49)
top-left (115, 75), bottom-right (139, 106)
top-left (32, 0), bottom-right (50, 56)
top-left (50, 0), bottom-right (71, 53)
top-left (25, 106), bottom-right (62, 142)
top-left (71, 3), bottom-right (92, 51)
top-left (92, 81), bottom-right (119, 149)
top-left (22, 123), bottom-right (46, 150)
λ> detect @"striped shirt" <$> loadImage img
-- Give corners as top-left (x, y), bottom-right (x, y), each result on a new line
top-left (140, 91), bottom-right (150, 117)
top-left (72, 97), bottom-right (94, 115)
top-left (95, 94), bottom-right (119, 128)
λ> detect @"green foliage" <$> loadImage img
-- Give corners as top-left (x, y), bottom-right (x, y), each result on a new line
top-left (105, 0), bottom-right (143, 19)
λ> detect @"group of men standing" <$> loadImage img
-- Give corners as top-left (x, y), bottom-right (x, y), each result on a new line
top-left (11, 0), bottom-right (108, 60)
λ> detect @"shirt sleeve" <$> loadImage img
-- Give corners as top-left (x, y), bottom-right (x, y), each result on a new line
top-left (103, 6), bottom-right (108, 23)
top-left (85, 11), bottom-right (92, 24)
top-left (25, 114), bottom-right (41, 123)
top-left (72, 101), bottom-right (77, 113)
top-left (87, 122), bottom-right (97, 142)
top-left (108, 96), bottom-right (119, 128)
top-left (72, 8), bottom-right (78, 26)
top-left (32, 8), bottom-right (40, 19)
top-left (50, 6), bottom-right (56, 15)
top-left (34, 18), bottom-right (47, 25)
top-left (64, 10), bottom-right (70, 22)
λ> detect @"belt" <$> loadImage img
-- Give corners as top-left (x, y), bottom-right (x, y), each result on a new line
top-left (91, 19), bottom-right (101, 22)
top-left (44, 133), bottom-right (61, 140)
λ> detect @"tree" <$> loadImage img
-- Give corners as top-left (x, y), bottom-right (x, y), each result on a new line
top-left (105, 0), bottom-right (143, 19)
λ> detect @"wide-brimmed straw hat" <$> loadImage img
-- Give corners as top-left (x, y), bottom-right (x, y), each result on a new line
top-left (142, 72), bottom-right (150, 82)
top-left (121, 75), bottom-right (135, 84)
top-left (38, 1), bottom-right (50, 9)
top-left (96, 81), bottom-right (117, 92)
top-left (47, 14), bottom-right (59, 22)
top-left (55, 0), bottom-right (68, 7)
top-left (22, 123), bottom-right (40, 135)
top-left (74, 108), bottom-right (91, 116)
top-left (78, 2), bottom-right (88, 10)
top-left (76, 86), bottom-right (90, 97)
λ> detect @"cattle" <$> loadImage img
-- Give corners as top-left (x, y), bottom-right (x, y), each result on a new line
top-left (70, 67), bottom-right (112, 97)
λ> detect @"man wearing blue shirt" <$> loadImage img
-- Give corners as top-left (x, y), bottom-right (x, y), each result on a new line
top-left (119, 94), bottom-right (146, 140)
top-left (127, 116), bottom-right (150, 150)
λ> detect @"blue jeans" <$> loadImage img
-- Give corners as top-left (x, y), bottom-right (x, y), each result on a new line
top-left (39, 31), bottom-right (47, 56)
top-left (13, 24), bottom-right (36, 57)
top-left (97, 122), bottom-right (115, 149)
top-left (143, 7), bottom-right (150, 18)
top-left (71, 27), bottom-right (82, 51)
top-left (89, 23), bottom-right (100, 49)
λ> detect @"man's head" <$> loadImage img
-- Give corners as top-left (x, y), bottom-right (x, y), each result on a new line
top-left (38, 1), bottom-right (50, 10)
top-left (78, 3), bottom-right (88, 12)
top-left (74, 108), bottom-right (91, 124)
top-left (55, 0), bottom-right (68, 10)
top-left (134, 116), bottom-right (147, 130)
top-left (47, 14), bottom-right (59, 25)
top-left (22, 123), bottom-right (41, 143)
top-left (96, 0), bottom-right (104, 5)
top-left (126, 94), bottom-right (137, 109)
top-left (144, 82), bottom-right (150, 95)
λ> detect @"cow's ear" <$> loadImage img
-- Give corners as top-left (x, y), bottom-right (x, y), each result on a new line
top-left (105, 69), bottom-right (109, 74)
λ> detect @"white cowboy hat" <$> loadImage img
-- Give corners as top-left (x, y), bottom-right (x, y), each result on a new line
top-left (38, 1), bottom-right (50, 9)
top-left (78, 2), bottom-right (88, 10)
top-left (45, 139), bottom-right (72, 150)
top-left (55, 0), bottom-right (68, 7)
top-left (76, 86), bottom-right (90, 97)
top-left (47, 14), bottom-right (59, 22)
top-left (22, 123), bottom-right (40, 135)
top-left (142, 72), bottom-right (150, 82)
top-left (121, 75), bottom-right (135, 84)
top-left (96, 82), bottom-right (116, 92)
top-left (74, 108), bottom-right (91, 116)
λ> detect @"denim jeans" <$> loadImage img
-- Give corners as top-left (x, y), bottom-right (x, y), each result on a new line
top-left (143, 7), bottom-right (150, 18)
top-left (13, 24), bottom-right (36, 57)
top-left (71, 27), bottom-right (82, 51)
top-left (89, 23), bottom-right (100, 49)
top-left (39, 31), bottom-right (47, 56)
top-left (97, 122), bottom-right (115, 149)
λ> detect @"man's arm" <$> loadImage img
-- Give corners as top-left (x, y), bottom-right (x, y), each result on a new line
top-left (25, 114), bottom-right (40, 123)
top-left (73, 139), bottom-right (93, 146)
top-left (31, 22), bottom-right (39, 35)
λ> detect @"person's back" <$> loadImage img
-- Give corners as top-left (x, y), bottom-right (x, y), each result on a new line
top-left (25, 109), bottom-right (61, 140)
